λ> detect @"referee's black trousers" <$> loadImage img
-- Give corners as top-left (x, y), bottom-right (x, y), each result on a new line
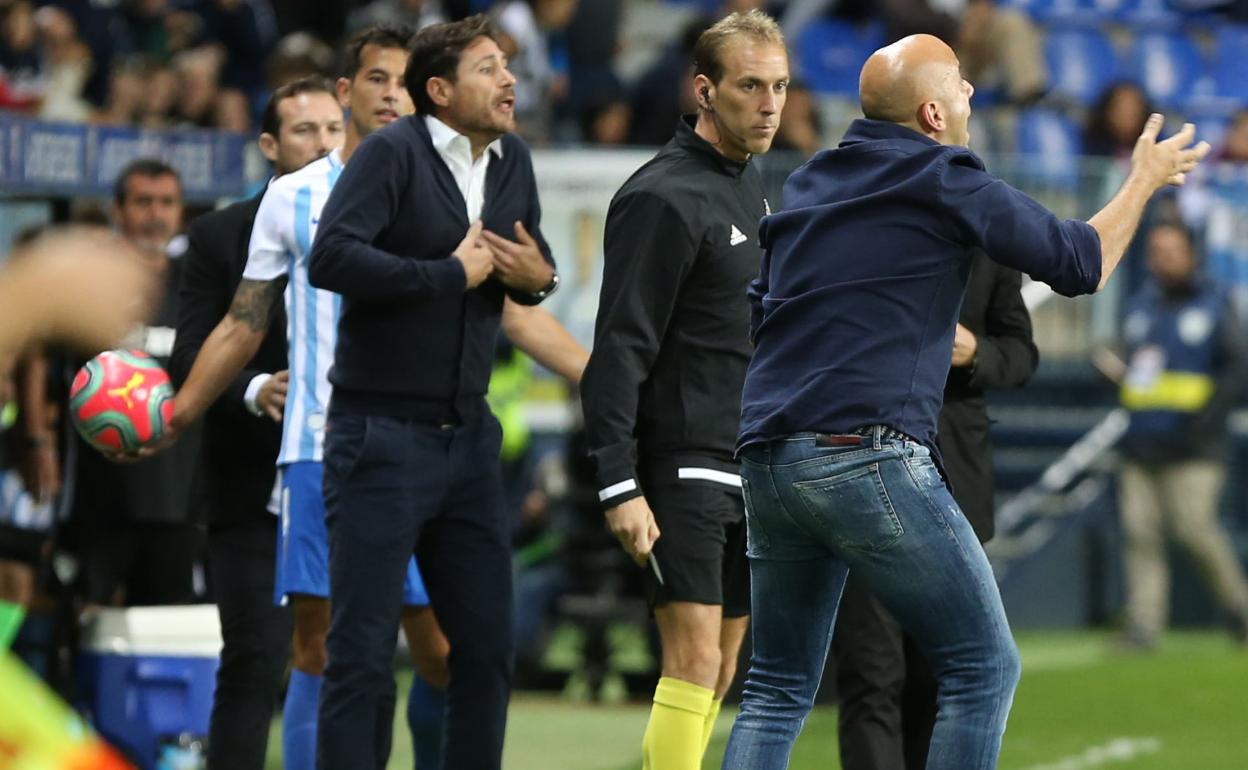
top-left (317, 409), bottom-right (513, 770)
top-left (206, 518), bottom-right (292, 770)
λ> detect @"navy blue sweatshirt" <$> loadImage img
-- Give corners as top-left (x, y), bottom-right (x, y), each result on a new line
top-left (739, 119), bottom-right (1102, 452)
top-left (307, 115), bottom-right (554, 422)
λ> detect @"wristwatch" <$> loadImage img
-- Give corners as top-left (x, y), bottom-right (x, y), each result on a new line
top-left (532, 271), bottom-right (560, 300)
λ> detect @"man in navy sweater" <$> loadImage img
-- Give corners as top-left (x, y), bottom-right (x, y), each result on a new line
top-left (307, 15), bottom-right (558, 770)
top-left (720, 34), bottom-right (1209, 770)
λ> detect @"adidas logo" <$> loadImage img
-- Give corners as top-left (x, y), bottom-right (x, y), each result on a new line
top-left (729, 225), bottom-right (748, 246)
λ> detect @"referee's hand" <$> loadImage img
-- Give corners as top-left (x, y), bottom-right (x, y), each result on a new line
top-left (605, 497), bottom-right (661, 566)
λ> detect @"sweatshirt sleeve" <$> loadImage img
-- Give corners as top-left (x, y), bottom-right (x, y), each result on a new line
top-left (940, 154), bottom-right (1102, 298)
top-left (580, 191), bottom-right (698, 507)
top-left (308, 131), bottom-right (467, 300)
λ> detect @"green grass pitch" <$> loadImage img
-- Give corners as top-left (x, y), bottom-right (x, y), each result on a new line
top-left (266, 630), bottom-right (1248, 769)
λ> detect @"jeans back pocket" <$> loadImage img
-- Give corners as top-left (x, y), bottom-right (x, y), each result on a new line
top-left (792, 463), bottom-right (904, 552)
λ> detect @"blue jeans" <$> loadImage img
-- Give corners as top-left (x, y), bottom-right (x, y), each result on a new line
top-left (722, 431), bottom-right (1021, 770)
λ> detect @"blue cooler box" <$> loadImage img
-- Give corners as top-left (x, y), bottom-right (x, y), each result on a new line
top-left (77, 606), bottom-right (221, 769)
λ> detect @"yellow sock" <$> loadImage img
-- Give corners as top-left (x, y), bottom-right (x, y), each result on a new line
top-left (641, 676), bottom-right (715, 770)
top-left (700, 697), bottom-right (724, 759)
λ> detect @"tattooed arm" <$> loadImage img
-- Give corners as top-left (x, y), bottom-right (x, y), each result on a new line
top-left (168, 277), bottom-right (287, 434)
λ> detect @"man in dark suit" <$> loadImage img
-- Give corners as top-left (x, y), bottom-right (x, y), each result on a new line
top-left (168, 77), bottom-right (345, 770)
top-left (831, 251), bottom-right (1039, 770)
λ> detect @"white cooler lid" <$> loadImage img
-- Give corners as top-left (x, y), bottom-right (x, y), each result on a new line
top-left (80, 605), bottom-right (222, 657)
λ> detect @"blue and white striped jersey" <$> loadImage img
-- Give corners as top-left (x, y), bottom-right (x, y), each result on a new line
top-left (244, 149), bottom-right (343, 465)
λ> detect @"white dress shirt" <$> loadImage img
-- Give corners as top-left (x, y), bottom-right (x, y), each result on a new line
top-left (424, 115), bottom-right (504, 222)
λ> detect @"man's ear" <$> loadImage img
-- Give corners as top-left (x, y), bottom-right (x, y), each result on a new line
top-left (259, 132), bottom-right (279, 164)
top-left (428, 76), bottom-right (453, 110)
top-left (917, 100), bottom-right (946, 134)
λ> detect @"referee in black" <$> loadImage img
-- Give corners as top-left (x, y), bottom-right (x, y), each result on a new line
top-left (580, 11), bottom-right (789, 769)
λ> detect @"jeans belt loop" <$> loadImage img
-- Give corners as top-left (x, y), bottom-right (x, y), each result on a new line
top-left (872, 424), bottom-right (882, 451)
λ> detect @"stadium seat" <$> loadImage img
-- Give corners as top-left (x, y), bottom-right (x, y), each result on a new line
top-left (1008, 0), bottom-right (1117, 28)
top-left (1103, 0), bottom-right (1182, 28)
top-left (1015, 109), bottom-right (1083, 189)
top-left (795, 20), bottom-right (885, 97)
top-left (1123, 31), bottom-right (1206, 109)
top-left (1210, 25), bottom-right (1248, 102)
top-left (1044, 29), bottom-right (1120, 106)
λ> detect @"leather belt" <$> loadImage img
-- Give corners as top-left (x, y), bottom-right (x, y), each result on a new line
top-left (814, 425), bottom-right (916, 447)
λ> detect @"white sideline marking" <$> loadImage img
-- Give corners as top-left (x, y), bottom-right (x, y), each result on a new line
top-left (1022, 737), bottom-right (1162, 770)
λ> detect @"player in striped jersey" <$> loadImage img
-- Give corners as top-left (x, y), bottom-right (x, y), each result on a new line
top-left (165, 24), bottom-right (588, 770)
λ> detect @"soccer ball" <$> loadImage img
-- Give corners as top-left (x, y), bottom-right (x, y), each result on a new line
top-left (69, 350), bottom-right (174, 453)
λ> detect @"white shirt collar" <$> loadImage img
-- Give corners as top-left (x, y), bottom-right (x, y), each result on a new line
top-left (424, 115), bottom-right (504, 163)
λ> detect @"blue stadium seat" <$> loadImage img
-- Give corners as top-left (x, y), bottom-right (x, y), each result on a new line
top-left (1012, 0), bottom-right (1117, 27)
top-left (1098, 0), bottom-right (1183, 28)
top-left (1211, 25), bottom-right (1248, 102)
top-left (1015, 110), bottom-right (1083, 189)
top-left (1124, 31), bottom-right (1206, 109)
top-left (795, 21), bottom-right (885, 97)
top-left (1044, 29), bottom-right (1120, 106)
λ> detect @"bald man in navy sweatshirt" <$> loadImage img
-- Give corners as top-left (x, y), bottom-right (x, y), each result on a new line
top-left (720, 34), bottom-right (1209, 770)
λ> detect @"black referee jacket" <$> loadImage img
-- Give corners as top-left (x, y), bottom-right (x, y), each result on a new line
top-left (581, 116), bottom-right (769, 509)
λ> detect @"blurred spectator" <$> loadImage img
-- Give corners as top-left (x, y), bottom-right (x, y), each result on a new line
top-left (493, 0), bottom-right (578, 141)
top-left (1210, 109), bottom-right (1248, 164)
top-left (265, 30), bottom-right (336, 90)
top-left (956, 0), bottom-right (1046, 105)
top-left (349, 0), bottom-right (445, 32)
top-left (267, 0), bottom-right (348, 46)
top-left (121, 0), bottom-right (204, 59)
top-left (628, 16), bottom-right (707, 147)
top-left (577, 72), bottom-right (630, 145)
top-left (196, 0), bottom-right (279, 97)
top-left (96, 57), bottom-right (146, 125)
top-left (140, 60), bottom-right (179, 127)
top-left (0, 1), bottom-right (95, 120)
top-left (0, 227), bottom-right (61, 629)
top-left (561, 0), bottom-right (619, 134)
top-left (581, 96), bottom-right (631, 146)
top-left (0, 0), bottom-right (43, 110)
top-left (65, 159), bottom-right (204, 608)
top-left (772, 79), bottom-right (822, 157)
top-left (32, 3), bottom-right (92, 121)
top-left (780, 0), bottom-right (1046, 104)
top-left (172, 45), bottom-right (224, 127)
top-left (214, 85), bottom-right (251, 131)
top-left (1179, 110), bottom-right (1248, 317)
top-left (1084, 81), bottom-right (1153, 159)
top-left (1114, 222), bottom-right (1248, 650)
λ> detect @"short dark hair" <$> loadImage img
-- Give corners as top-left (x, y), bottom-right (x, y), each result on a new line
top-left (1150, 220), bottom-right (1197, 247)
top-left (404, 14), bottom-right (497, 116)
top-left (260, 76), bottom-right (338, 137)
top-left (113, 158), bottom-right (181, 205)
top-left (340, 23), bottom-right (415, 80)
top-left (693, 10), bottom-right (786, 86)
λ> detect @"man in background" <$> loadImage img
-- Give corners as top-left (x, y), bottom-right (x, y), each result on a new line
top-left (69, 159), bottom-right (203, 608)
top-left (1114, 222), bottom-right (1248, 649)
top-left (169, 76), bottom-right (344, 770)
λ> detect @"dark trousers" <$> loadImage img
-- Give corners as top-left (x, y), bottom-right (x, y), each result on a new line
top-left (77, 520), bottom-right (198, 606)
top-left (318, 413), bottom-right (513, 770)
top-left (206, 519), bottom-right (292, 770)
top-left (832, 571), bottom-right (938, 770)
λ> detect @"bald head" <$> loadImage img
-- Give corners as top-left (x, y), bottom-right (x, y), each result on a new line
top-left (858, 34), bottom-right (972, 145)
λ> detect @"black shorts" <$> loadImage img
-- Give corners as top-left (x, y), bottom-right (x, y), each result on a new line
top-left (0, 522), bottom-right (46, 566)
top-left (640, 458), bottom-right (750, 618)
